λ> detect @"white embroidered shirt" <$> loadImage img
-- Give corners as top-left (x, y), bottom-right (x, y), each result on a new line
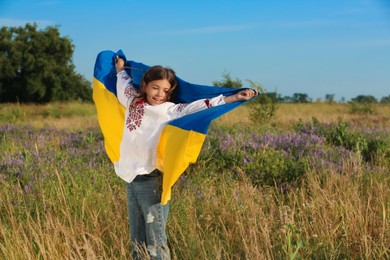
top-left (115, 70), bottom-right (225, 183)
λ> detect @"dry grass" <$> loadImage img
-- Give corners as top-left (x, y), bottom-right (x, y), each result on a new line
top-left (217, 103), bottom-right (390, 130)
top-left (0, 102), bottom-right (98, 130)
top-left (168, 165), bottom-right (389, 259)
top-left (1, 168), bottom-right (388, 259)
top-left (0, 168), bottom-right (130, 259)
top-left (2, 102), bottom-right (389, 130)
top-left (1, 102), bottom-right (389, 259)
top-left (272, 103), bottom-right (390, 130)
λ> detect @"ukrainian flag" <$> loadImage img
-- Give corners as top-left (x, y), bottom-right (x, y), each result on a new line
top-left (93, 50), bottom-right (255, 204)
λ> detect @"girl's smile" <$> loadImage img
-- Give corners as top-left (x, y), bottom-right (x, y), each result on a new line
top-left (144, 79), bottom-right (172, 106)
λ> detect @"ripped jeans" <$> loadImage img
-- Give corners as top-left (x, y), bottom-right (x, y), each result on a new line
top-left (126, 169), bottom-right (170, 260)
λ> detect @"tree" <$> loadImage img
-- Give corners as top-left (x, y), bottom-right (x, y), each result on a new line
top-left (259, 92), bottom-right (278, 103)
top-left (213, 72), bottom-right (242, 89)
top-left (380, 95), bottom-right (390, 104)
top-left (350, 95), bottom-right (377, 104)
top-left (213, 73), bottom-right (276, 123)
top-left (325, 94), bottom-right (335, 103)
top-left (292, 93), bottom-right (311, 103)
top-left (0, 23), bottom-right (91, 103)
top-left (279, 96), bottom-right (295, 103)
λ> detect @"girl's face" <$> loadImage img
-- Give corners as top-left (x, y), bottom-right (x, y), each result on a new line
top-left (144, 79), bottom-right (172, 106)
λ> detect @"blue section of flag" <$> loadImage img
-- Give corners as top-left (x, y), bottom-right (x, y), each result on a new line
top-left (94, 50), bottom-right (247, 105)
top-left (168, 102), bottom-right (243, 133)
top-left (93, 50), bottom-right (118, 96)
top-left (94, 49), bottom-right (257, 203)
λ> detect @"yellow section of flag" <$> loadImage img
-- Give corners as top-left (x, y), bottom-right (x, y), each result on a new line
top-left (92, 77), bottom-right (125, 163)
top-left (157, 125), bottom-right (206, 204)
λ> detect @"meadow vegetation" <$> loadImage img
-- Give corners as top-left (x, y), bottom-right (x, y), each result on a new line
top-left (1, 102), bottom-right (389, 259)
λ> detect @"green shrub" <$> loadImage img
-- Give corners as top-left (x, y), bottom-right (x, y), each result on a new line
top-left (296, 118), bottom-right (390, 165)
top-left (247, 80), bottom-right (276, 124)
top-left (348, 103), bottom-right (376, 115)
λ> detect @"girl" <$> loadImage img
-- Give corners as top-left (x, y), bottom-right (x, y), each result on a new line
top-left (114, 57), bottom-right (256, 259)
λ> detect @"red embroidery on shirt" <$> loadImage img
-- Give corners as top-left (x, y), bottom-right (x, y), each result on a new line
top-left (124, 86), bottom-right (138, 100)
top-left (176, 103), bottom-right (188, 112)
top-left (205, 99), bottom-right (211, 108)
top-left (126, 100), bottom-right (145, 132)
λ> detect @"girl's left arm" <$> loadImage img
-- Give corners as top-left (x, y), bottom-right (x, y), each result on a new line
top-left (168, 89), bottom-right (257, 119)
top-left (168, 94), bottom-right (225, 118)
top-left (224, 89), bottom-right (257, 103)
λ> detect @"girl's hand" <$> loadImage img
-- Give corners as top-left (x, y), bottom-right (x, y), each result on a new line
top-left (224, 89), bottom-right (258, 103)
top-left (235, 89), bottom-right (258, 101)
top-left (115, 56), bottom-right (125, 73)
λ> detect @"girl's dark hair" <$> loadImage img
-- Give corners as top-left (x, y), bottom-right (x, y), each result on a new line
top-left (139, 66), bottom-right (178, 102)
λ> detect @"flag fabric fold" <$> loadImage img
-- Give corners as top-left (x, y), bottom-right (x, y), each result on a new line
top-left (93, 50), bottom-right (255, 204)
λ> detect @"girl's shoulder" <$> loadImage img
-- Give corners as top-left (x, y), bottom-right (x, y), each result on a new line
top-left (125, 86), bottom-right (139, 100)
top-left (152, 101), bottom-right (175, 110)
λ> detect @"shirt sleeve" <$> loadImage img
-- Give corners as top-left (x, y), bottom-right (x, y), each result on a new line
top-left (116, 70), bottom-right (138, 107)
top-left (167, 94), bottom-right (225, 120)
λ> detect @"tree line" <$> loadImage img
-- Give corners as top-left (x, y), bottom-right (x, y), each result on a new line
top-left (1, 24), bottom-right (389, 104)
top-left (0, 23), bottom-right (91, 103)
top-left (213, 73), bottom-right (390, 104)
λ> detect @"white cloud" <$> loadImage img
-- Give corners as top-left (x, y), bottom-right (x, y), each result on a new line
top-left (149, 24), bottom-right (254, 36)
top-left (271, 19), bottom-right (330, 29)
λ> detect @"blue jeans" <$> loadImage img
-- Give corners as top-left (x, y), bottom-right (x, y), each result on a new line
top-left (126, 170), bottom-right (170, 260)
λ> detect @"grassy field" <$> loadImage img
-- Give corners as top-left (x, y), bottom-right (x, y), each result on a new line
top-left (0, 101), bottom-right (389, 259)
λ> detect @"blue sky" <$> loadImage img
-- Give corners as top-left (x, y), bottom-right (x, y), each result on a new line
top-left (1, 0), bottom-right (389, 101)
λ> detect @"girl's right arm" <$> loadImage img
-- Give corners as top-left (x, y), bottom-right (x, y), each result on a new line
top-left (115, 57), bottom-right (137, 106)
